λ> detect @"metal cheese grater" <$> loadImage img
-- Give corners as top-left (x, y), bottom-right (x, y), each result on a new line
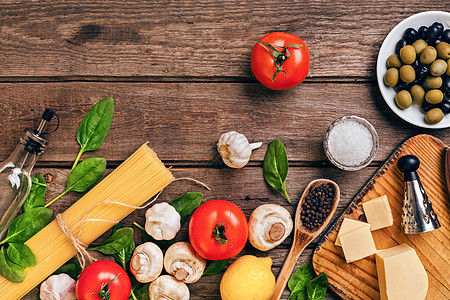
top-left (397, 154), bottom-right (440, 234)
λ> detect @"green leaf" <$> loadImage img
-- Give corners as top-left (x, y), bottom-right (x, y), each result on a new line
top-left (288, 263), bottom-right (313, 300)
top-left (66, 157), bottom-right (107, 193)
top-left (6, 243), bottom-right (37, 267)
top-left (23, 174), bottom-right (47, 212)
top-left (2, 207), bottom-right (53, 244)
top-left (53, 257), bottom-right (83, 280)
top-left (203, 259), bottom-right (230, 276)
top-left (306, 272), bottom-right (328, 300)
top-left (133, 283), bottom-right (150, 300)
top-left (263, 139), bottom-right (290, 203)
top-left (0, 247), bottom-right (25, 283)
top-left (76, 97), bottom-right (115, 153)
top-left (169, 192), bottom-right (203, 224)
top-left (89, 227), bottom-right (134, 255)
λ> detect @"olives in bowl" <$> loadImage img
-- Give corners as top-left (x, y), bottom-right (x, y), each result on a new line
top-left (378, 11), bottom-right (450, 128)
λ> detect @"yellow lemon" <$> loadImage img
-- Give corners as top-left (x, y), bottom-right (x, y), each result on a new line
top-left (220, 255), bottom-right (275, 300)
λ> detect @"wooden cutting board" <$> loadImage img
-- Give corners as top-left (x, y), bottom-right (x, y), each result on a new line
top-left (312, 134), bottom-right (450, 300)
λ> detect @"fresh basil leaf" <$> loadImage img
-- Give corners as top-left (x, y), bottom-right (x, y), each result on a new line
top-left (3, 207), bottom-right (53, 244)
top-left (89, 227), bottom-right (133, 255)
top-left (203, 259), bottom-right (230, 276)
top-left (6, 243), bottom-right (36, 267)
top-left (0, 247), bottom-right (25, 283)
top-left (133, 283), bottom-right (150, 300)
top-left (23, 174), bottom-right (47, 212)
top-left (53, 257), bottom-right (83, 280)
top-left (263, 139), bottom-right (291, 203)
top-left (66, 157), bottom-right (106, 193)
top-left (288, 263), bottom-right (313, 300)
top-left (113, 238), bottom-right (135, 270)
top-left (112, 223), bottom-right (124, 234)
top-left (76, 97), bottom-right (114, 154)
top-left (306, 272), bottom-right (328, 300)
top-left (170, 192), bottom-right (203, 224)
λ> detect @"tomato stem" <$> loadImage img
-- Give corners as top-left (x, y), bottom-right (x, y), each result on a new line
top-left (212, 221), bottom-right (230, 245)
top-left (92, 274), bottom-right (120, 300)
top-left (256, 41), bottom-right (303, 82)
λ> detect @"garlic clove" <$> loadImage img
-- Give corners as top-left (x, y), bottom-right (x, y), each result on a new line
top-left (40, 273), bottom-right (76, 300)
top-left (217, 131), bottom-right (262, 168)
top-left (145, 202), bottom-right (181, 240)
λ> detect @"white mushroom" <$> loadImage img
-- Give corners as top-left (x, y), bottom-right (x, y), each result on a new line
top-left (217, 131), bottom-right (262, 168)
top-left (145, 202), bottom-right (181, 240)
top-left (163, 242), bottom-right (206, 283)
top-left (149, 275), bottom-right (190, 300)
top-left (248, 204), bottom-right (293, 251)
top-left (130, 242), bottom-right (164, 283)
top-left (40, 273), bottom-right (76, 300)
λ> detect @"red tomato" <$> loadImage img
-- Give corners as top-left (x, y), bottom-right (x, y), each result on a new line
top-left (251, 32), bottom-right (310, 90)
top-left (76, 260), bottom-right (131, 300)
top-left (189, 200), bottom-right (248, 260)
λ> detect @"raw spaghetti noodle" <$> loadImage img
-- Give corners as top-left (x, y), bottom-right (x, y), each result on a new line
top-left (0, 143), bottom-right (175, 300)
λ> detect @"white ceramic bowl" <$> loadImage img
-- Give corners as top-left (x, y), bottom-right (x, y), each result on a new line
top-left (376, 11), bottom-right (450, 129)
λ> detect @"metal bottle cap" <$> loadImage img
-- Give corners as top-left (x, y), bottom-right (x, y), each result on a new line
top-left (397, 155), bottom-right (441, 234)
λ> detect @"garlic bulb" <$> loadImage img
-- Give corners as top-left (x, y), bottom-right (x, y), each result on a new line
top-left (149, 275), bottom-right (190, 300)
top-left (217, 131), bottom-right (262, 168)
top-left (40, 273), bottom-right (76, 300)
top-left (130, 242), bottom-right (164, 283)
top-left (163, 242), bottom-right (206, 283)
top-left (248, 204), bottom-right (293, 251)
top-left (145, 202), bottom-right (181, 240)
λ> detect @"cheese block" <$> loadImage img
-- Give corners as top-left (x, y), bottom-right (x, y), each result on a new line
top-left (339, 226), bottom-right (376, 263)
top-left (335, 218), bottom-right (370, 246)
top-left (375, 244), bottom-right (428, 300)
top-left (362, 195), bottom-right (393, 231)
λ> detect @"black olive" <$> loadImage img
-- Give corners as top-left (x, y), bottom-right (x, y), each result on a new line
top-left (444, 29), bottom-right (450, 43)
top-left (395, 80), bottom-right (413, 92)
top-left (442, 77), bottom-right (450, 95)
top-left (431, 22), bottom-right (444, 34)
top-left (411, 59), bottom-right (420, 70)
top-left (418, 26), bottom-right (428, 40)
top-left (395, 39), bottom-right (408, 54)
top-left (421, 82), bottom-right (430, 93)
top-left (417, 64), bottom-right (429, 79)
top-left (439, 97), bottom-right (450, 114)
top-left (427, 25), bottom-right (441, 43)
top-left (404, 28), bottom-right (419, 44)
top-left (422, 100), bottom-right (439, 112)
top-left (430, 39), bottom-right (443, 47)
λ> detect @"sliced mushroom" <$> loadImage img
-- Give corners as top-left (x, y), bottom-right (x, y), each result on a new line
top-left (248, 204), bottom-right (293, 251)
top-left (130, 242), bottom-right (164, 283)
top-left (145, 202), bottom-right (181, 240)
top-left (149, 275), bottom-right (190, 300)
top-left (163, 242), bottom-right (206, 283)
top-left (40, 273), bottom-right (76, 300)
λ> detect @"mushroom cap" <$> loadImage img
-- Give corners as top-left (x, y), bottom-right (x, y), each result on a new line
top-left (145, 202), bottom-right (181, 240)
top-left (163, 242), bottom-right (206, 283)
top-left (248, 204), bottom-right (293, 251)
top-left (149, 275), bottom-right (190, 300)
top-left (130, 242), bottom-right (164, 283)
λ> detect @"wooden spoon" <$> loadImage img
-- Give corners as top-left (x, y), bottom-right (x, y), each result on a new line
top-left (270, 179), bottom-right (340, 300)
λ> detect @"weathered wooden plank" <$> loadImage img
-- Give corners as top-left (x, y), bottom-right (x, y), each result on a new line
top-left (1, 82), bottom-right (449, 163)
top-left (0, 0), bottom-right (447, 78)
top-left (17, 165), bottom-right (376, 299)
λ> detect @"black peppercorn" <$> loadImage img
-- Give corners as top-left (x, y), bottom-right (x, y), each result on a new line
top-left (301, 183), bottom-right (335, 230)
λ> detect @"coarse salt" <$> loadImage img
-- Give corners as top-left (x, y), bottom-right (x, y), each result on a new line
top-left (327, 120), bottom-right (373, 166)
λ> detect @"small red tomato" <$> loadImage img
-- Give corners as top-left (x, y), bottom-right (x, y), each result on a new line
top-left (251, 32), bottom-right (310, 90)
top-left (76, 260), bottom-right (131, 300)
top-left (189, 199), bottom-right (248, 260)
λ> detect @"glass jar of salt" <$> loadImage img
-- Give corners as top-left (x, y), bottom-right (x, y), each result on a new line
top-left (323, 116), bottom-right (379, 171)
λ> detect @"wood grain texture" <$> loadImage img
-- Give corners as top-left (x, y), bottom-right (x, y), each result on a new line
top-left (313, 135), bottom-right (450, 300)
top-left (0, 82), bottom-right (448, 163)
top-left (0, 0), bottom-right (447, 78)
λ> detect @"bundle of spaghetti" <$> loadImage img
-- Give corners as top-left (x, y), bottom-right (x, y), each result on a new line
top-left (0, 143), bottom-right (175, 299)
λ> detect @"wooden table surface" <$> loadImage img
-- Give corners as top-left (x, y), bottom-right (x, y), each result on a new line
top-left (1, 1), bottom-right (449, 299)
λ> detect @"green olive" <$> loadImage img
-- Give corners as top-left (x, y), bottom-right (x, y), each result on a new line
top-left (430, 59), bottom-right (447, 76)
top-left (425, 108), bottom-right (444, 124)
top-left (386, 54), bottom-right (402, 68)
top-left (425, 76), bottom-right (442, 89)
top-left (399, 65), bottom-right (415, 83)
top-left (447, 59), bottom-right (450, 76)
top-left (425, 89), bottom-right (444, 104)
top-left (384, 68), bottom-right (399, 87)
top-left (420, 46), bottom-right (437, 65)
top-left (436, 42), bottom-right (450, 60)
top-left (412, 39), bottom-right (428, 55)
top-left (399, 45), bottom-right (416, 64)
top-left (410, 85), bottom-right (425, 103)
top-left (395, 90), bottom-right (412, 109)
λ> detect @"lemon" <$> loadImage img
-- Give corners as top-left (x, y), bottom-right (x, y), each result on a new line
top-left (220, 255), bottom-right (275, 300)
